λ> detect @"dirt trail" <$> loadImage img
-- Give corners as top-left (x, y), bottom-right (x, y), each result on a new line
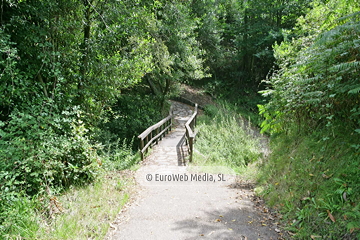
top-left (106, 101), bottom-right (281, 240)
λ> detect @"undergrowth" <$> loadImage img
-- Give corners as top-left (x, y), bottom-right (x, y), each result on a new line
top-left (203, 79), bottom-right (265, 127)
top-left (193, 102), bottom-right (262, 175)
top-left (0, 141), bottom-right (138, 240)
top-left (257, 129), bottom-right (360, 239)
top-left (257, 5), bottom-right (360, 239)
top-left (35, 171), bottom-right (132, 240)
top-left (0, 93), bottom-right (160, 239)
top-left (99, 138), bottom-right (141, 171)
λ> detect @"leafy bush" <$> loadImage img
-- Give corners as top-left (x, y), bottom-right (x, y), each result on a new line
top-left (0, 104), bottom-right (100, 196)
top-left (258, 1), bottom-right (360, 238)
top-left (260, 8), bottom-right (360, 138)
top-left (0, 102), bottom-right (102, 238)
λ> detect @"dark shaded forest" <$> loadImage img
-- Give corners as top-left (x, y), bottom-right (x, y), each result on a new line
top-left (0, 0), bottom-right (359, 238)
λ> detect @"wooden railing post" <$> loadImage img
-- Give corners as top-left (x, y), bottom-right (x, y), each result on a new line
top-left (188, 137), bottom-right (193, 162)
top-left (139, 138), bottom-right (144, 160)
top-left (169, 105), bottom-right (173, 131)
top-left (194, 104), bottom-right (197, 127)
top-left (155, 128), bottom-right (159, 144)
top-left (185, 103), bottom-right (198, 162)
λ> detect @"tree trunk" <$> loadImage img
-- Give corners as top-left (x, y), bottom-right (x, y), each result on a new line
top-left (78, 0), bottom-right (92, 104)
top-left (146, 78), bottom-right (162, 97)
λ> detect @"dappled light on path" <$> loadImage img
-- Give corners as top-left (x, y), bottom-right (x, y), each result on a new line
top-left (106, 101), bottom-right (281, 240)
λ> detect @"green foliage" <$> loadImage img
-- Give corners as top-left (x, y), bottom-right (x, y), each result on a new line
top-left (258, 132), bottom-right (360, 239)
top-left (189, 0), bottom-right (225, 79)
top-left (97, 94), bottom-right (166, 149)
top-left (0, 192), bottom-right (40, 240)
top-left (100, 138), bottom-right (140, 171)
top-left (0, 104), bottom-right (100, 196)
top-left (4, 0), bottom-right (358, 238)
top-left (188, 0), bottom-right (311, 124)
top-left (0, 172), bottom-right (132, 240)
top-left (258, 1), bottom-right (360, 238)
top-left (203, 104), bottom-right (219, 119)
top-left (191, 0), bottom-right (310, 86)
top-left (1, 0), bottom-right (155, 123)
top-left (195, 103), bottom-right (261, 170)
top-left (0, 102), bottom-right (104, 238)
top-left (143, 0), bottom-right (210, 101)
top-left (34, 173), bottom-right (131, 240)
top-left (260, 3), bottom-right (360, 137)
top-left (0, 0), bottom-right (217, 237)
top-left (0, 0), bottom-right (213, 236)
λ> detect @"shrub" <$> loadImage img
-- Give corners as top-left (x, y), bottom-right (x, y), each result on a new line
top-left (0, 104), bottom-right (100, 196)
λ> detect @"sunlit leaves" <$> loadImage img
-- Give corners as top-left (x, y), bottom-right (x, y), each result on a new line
top-left (261, 1), bottom-right (360, 134)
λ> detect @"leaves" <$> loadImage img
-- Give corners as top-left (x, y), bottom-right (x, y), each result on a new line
top-left (258, 1), bottom-right (360, 239)
top-left (327, 210), bottom-right (336, 223)
top-left (261, 0), bottom-right (360, 135)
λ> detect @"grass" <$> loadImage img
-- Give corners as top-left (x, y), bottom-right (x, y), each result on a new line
top-left (34, 170), bottom-right (133, 240)
top-left (1, 170), bottom-right (134, 240)
top-left (191, 99), bottom-right (360, 239)
top-left (191, 102), bottom-right (264, 180)
top-left (34, 137), bottom-right (141, 240)
top-left (24, 141), bottom-right (141, 239)
top-left (1, 157), bottom-right (137, 240)
top-left (257, 129), bottom-right (360, 239)
top-left (202, 80), bottom-right (266, 127)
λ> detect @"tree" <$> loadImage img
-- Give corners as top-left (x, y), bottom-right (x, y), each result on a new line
top-left (143, 0), bottom-right (209, 104)
top-left (0, 0), bottom-right (156, 197)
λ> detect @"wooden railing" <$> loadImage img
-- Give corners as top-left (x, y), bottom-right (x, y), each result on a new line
top-left (138, 108), bottom-right (173, 160)
top-left (185, 103), bottom-right (198, 162)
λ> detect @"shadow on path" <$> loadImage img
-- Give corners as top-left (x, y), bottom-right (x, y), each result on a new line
top-left (107, 100), bottom-right (280, 240)
top-left (171, 206), bottom-right (278, 240)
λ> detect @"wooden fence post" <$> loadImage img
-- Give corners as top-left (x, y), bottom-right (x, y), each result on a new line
top-left (189, 137), bottom-right (193, 162)
top-left (139, 137), bottom-right (144, 160)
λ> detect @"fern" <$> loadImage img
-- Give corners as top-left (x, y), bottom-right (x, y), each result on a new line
top-left (348, 85), bottom-right (360, 94)
top-left (337, 11), bottom-right (360, 23)
top-left (330, 61), bottom-right (360, 73)
top-left (315, 21), bottom-right (360, 47)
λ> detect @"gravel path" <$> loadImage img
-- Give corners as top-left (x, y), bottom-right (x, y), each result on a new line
top-left (106, 101), bottom-right (280, 240)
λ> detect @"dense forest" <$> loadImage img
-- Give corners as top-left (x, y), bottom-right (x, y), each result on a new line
top-left (0, 0), bottom-right (359, 239)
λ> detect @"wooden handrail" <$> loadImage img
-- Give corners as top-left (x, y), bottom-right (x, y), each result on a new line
top-left (138, 107), bottom-right (173, 160)
top-left (185, 103), bottom-right (198, 162)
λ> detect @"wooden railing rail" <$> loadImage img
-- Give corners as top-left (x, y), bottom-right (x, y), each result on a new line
top-left (185, 103), bottom-right (198, 162)
top-left (138, 108), bottom-right (173, 160)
